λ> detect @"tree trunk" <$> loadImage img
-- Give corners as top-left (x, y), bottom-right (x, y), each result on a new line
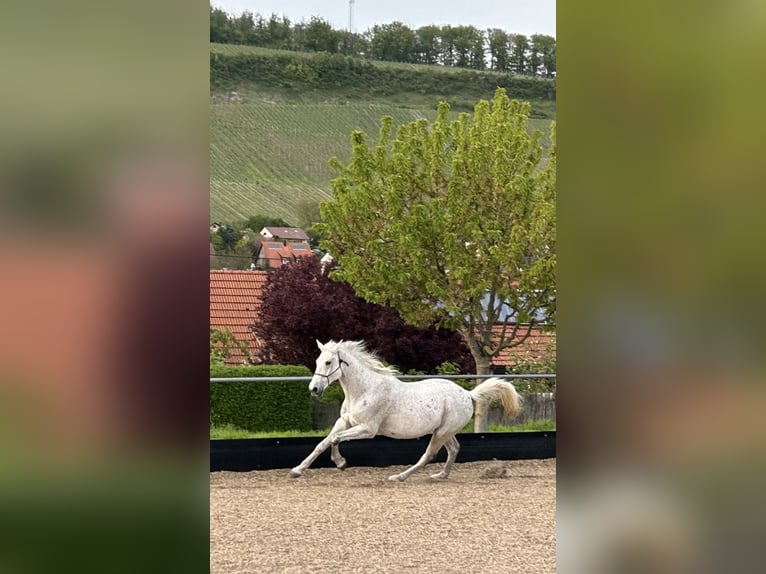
top-left (472, 355), bottom-right (493, 433)
top-left (459, 330), bottom-right (494, 432)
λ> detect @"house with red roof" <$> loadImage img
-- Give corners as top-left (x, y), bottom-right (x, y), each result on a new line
top-left (254, 240), bottom-right (313, 269)
top-left (490, 324), bottom-right (556, 373)
top-left (259, 226), bottom-right (309, 242)
top-left (209, 270), bottom-right (268, 365)
top-left (253, 226), bottom-right (313, 269)
top-left (209, 268), bottom-right (555, 370)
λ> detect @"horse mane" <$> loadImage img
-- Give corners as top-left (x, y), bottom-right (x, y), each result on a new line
top-left (324, 340), bottom-right (399, 376)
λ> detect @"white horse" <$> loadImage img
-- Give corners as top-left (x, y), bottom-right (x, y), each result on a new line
top-left (290, 339), bottom-right (523, 481)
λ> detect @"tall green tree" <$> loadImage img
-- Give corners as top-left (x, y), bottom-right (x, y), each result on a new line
top-left (369, 22), bottom-right (417, 63)
top-left (447, 25), bottom-right (484, 70)
top-left (530, 34), bottom-right (556, 77)
top-left (267, 13), bottom-right (292, 49)
top-left (487, 28), bottom-right (510, 71)
top-left (538, 35), bottom-right (557, 77)
top-left (528, 34), bottom-right (544, 76)
top-left (319, 88), bottom-right (556, 380)
top-left (509, 33), bottom-right (529, 74)
top-left (303, 16), bottom-right (342, 53)
top-left (232, 10), bottom-right (256, 45)
top-left (341, 31), bottom-right (368, 57)
top-left (210, 6), bottom-right (233, 44)
top-left (415, 25), bottom-right (441, 65)
top-left (452, 25), bottom-right (474, 68)
top-left (210, 229), bottom-right (257, 270)
top-left (215, 223), bottom-right (242, 251)
top-left (439, 25), bottom-right (457, 66)
top-left (469, 28), bottom-right (487, 70)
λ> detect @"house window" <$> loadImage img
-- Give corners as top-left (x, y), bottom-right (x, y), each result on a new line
top-left (281, 258), bottom-right (290, 265)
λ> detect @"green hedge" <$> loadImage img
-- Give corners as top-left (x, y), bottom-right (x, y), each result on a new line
top-left (210, 50), bottom-right (555, 106)
top-left (210, 364), bottom-right (313, 432)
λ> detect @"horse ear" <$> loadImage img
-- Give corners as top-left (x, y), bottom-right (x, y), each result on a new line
top-left (316, 339), bottom-right (325, 351)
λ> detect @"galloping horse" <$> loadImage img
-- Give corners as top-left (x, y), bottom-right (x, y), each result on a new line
top-left (290, 340), bottom-right (523, 481)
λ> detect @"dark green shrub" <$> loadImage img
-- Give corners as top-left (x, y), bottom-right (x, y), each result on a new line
top-left (210, 364), bottom-right (313, 431)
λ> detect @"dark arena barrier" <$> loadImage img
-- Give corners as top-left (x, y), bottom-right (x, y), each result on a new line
top-left (210, 431), bottom-right (555, 472)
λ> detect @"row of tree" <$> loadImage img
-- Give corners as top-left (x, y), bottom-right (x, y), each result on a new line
top-left (210, 6), bottom-right (555, 76)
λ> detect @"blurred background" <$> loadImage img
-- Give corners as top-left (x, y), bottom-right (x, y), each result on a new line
top-left (0, 1), bottom-right (209, 572)
top-left (0, 0), bottom-right (765, 572)
top-left (559, 1), bottom-right (766, 572)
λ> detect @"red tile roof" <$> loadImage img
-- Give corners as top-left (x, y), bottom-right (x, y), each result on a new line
top-left (209, 270), bottom-right (268, 364)
top-left (256, 241), bottom-right (313, 269)
top-left (491, 324), bottom-right (556, 368)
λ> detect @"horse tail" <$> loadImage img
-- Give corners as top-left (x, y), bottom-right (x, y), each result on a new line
top-left (470, 377), bottom-right (523, 420)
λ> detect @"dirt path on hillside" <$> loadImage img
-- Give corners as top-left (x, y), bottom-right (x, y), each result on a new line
top-left (211, 459), bottom-right (556, 573)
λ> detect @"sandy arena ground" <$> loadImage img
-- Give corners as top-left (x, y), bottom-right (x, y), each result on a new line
top-left (211, 458), bottom-right (556, 573)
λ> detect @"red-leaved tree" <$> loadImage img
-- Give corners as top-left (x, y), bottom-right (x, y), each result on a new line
top-left (251, 257), bottom-right (473, 373)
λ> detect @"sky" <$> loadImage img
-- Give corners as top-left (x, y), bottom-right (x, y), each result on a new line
top-left (214, 0), bottom-right (556, 38)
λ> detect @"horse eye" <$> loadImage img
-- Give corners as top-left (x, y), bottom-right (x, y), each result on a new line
top-left (325, 360), bottom-right (331, 366)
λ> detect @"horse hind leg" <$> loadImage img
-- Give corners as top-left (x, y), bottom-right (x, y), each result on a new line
top-left (430, 436), bottom-right (460, 480)
top-left (388, 434), bottom-right (448, 482)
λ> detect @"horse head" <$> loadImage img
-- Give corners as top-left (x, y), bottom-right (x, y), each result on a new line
top-left (308, 340), bottom-right (348, 396)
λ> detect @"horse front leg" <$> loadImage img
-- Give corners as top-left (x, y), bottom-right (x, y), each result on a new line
top-left (329, 419), bottom-right (350, 470)
top-left (330, 441), bottom-right (347, 470)
top-left (329, 424), bottom-right (377, 445)
top-left (290, 417), bottom-right (349, 478)
top-left (331, 402), bottom-right (350, 470)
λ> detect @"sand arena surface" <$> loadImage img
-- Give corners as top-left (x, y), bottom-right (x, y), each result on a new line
top-left (211, 459), bottom-right (556, 573)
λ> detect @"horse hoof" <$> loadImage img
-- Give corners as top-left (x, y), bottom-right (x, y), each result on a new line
top-left (289, 469), bottom-right (302, 478)
top-left (430, 472), bottom-right (448, 481)
top-left (336, 460), bottom-right (347, 471)
top-left (388, 474), bottom-right (405, 482)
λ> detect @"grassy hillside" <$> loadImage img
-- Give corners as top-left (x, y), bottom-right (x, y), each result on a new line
top-left (210, 44), bottom-right (556, 224)
top-left (212, 42), bottom-right (540, 77)
top-left (210, 43), bottom-right (555, 116)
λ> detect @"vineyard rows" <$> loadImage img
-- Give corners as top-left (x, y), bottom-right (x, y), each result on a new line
top-left (210, 98), bottom-right (552, 223)
top-left (210, 99), bottom-right (438, 222)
